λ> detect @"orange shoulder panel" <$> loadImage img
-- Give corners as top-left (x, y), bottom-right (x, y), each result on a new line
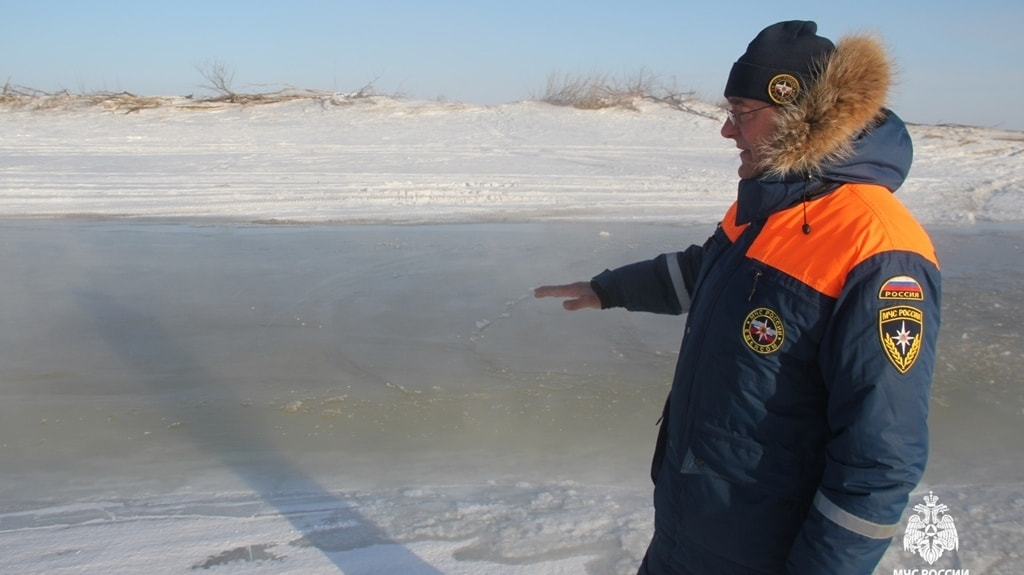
top-left (719, 201), bottom-right (747, 241)
top-left (745, 184), bottom-right (939, 298)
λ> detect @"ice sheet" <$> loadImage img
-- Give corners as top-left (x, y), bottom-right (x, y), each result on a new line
top-left (1, 221), bottom-right (1022, 574)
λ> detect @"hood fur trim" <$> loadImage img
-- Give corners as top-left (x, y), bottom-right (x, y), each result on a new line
top-left (758, 34), bottom-right (891, 178)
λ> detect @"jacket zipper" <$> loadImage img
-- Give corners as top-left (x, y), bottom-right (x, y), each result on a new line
top-left (675, 225), bottom-right (758, 461)
top-left (748, 270), bottom-right (763, 302)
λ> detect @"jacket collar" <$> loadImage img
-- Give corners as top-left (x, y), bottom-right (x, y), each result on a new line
top-left (734, 110), bottom-right (913, 227)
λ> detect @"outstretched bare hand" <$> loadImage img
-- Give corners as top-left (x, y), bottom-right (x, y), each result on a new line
top-left (534, 281), bottom-right (601, 311)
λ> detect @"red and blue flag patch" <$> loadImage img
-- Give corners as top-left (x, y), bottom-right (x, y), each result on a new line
top-left (879, 276), bottom-right (924, 301)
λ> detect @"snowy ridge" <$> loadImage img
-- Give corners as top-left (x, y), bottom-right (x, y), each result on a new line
top-left (3, 98), bottom-right (1022, 225)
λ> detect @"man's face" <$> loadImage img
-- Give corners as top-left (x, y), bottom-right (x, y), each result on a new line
top-left (721, 97), bottom-right (779, 180)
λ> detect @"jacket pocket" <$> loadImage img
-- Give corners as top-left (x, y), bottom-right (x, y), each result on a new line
top-left (690, 424), bottom-right (819, 502)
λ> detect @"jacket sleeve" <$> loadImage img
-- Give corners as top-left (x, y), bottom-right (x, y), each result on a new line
top-left (590, 244), bottom-right (703, 315)
top-left (787, 251), bottom-right (941, 574)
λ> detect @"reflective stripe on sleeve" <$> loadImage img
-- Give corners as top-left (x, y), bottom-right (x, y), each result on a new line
top-left (667, 252), bottom-right (688, 310)
top-left (813, 491), bottom-right (902, 540)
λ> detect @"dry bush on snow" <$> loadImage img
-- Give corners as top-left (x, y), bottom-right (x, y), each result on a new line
top-left (539, 72), bottom-right (623, 109)
top-left (536, 69), bottom-right (714, 117)
top-left (191, 61), bottom-right (385, 108)
top-left (1, 81), bottom-right (51, 107)
top-left (86, 92), bottom-right (173, 112)
top-left (0, 79), bottom-right (383, 114)
top-left (2, 66), bottom-right (715, 116)
top-left (0, 83), bottom-right (176, 113)
top-left (0, 61), bottom-right (387, 113)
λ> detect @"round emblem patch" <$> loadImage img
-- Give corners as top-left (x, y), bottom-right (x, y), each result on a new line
top-left (743, 307), bottom-right (785, 354)
top-left (767, 74), bottom-right (800, 105)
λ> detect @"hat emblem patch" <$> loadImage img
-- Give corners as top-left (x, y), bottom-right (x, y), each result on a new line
top-left (768, 74), bottom-right (800, 105)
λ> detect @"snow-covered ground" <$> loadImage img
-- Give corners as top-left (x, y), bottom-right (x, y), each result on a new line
top-left (1, 97), bottom-right (1022, 574)
top-left (4, 96), bottom-right (1022, 225)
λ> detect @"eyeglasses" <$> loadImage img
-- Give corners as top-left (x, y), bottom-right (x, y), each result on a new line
top-left (724, 103), bottom-right (775, 127)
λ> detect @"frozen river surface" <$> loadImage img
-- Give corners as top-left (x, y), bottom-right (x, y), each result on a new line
top-left (1, 220), bottom-right (1022, 574)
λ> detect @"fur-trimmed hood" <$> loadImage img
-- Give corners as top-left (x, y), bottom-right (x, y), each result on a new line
top-left (734, 110), bottom-right (912, 225)
top-left (758, 33), bottom-right (903, 179)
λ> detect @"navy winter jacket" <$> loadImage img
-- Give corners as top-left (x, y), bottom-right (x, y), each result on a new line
top-left (592, 110), bottom-right (941, 574)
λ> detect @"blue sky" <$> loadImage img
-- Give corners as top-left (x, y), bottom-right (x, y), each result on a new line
top-left (4, 0), bottom-right (1022, 130)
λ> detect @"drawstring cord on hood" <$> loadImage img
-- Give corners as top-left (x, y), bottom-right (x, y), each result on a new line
top-left (798, 175), bottom-right (839, 235)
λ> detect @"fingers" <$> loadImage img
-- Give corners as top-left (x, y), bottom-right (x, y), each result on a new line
top-left (534, 281), bottom-right (590, 299)
top-left (534, 281), bottom-right (600, 310)
top-left (533, 285), bottom-right (573, 298)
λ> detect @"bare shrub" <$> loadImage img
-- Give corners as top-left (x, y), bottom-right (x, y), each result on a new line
top-left (0, 82), bottom-right (46, 107)
top-left (536, 68), bottom-right (712, 116)
top-left (0, 82), bottom-right (172, 113)
top-left (0, 80), bottom-right (388, 113)
top-left (0, 79), bottom-right (13, 103)
top-left (196, 60), bottom-right (242, 102)
top-left (538, 72), bottom-right (624, 110)
top-left (88, 92), bottom-right (171, 113)
top-left (189, 61), bottom-right (386, 108)
top-left (0, 84), bottom-right (74, 110)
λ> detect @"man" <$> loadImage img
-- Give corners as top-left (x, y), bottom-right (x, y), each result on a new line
top-left (535, 21), bottom-right (941, 574)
